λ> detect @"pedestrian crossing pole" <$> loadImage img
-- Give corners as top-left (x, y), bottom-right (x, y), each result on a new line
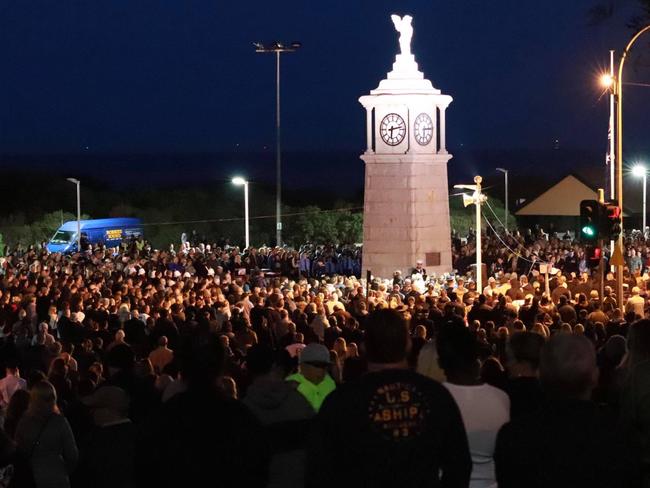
top-left (598, 188), bottom-right (605, 303)
top-left (475, 176), bottom-right (483, 293)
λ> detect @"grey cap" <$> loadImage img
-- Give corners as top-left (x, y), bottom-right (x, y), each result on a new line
top-left (299, 343), bottom-right (331, 365)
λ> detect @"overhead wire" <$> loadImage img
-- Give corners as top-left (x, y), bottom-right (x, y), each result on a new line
top-left (484, 200), bottom-right (507, 230)
top-left (481, 214), bottom-right (537, 264)
top-left (0, 207), bottom-right (364, 230)
top-left (482, 201), bottom-right (538, 264)
top-left (141, 207), bottom-right (363, 227)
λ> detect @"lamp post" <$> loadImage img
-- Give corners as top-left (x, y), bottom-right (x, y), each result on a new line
top-left (602, 50), bottom-right (616, 201)
top-left (496, 168), bottom-right (508, 232)
top-left (232, 177), bottom-right (250, 249)
top-left (66, 178), bottom-right (81, 252)
top-left (605, 24), bottom-right (650, 303)
top-left (253, 41), bottom-right (302, 247)
top-left (633, 165), bottom-right (647, 235)
top-left (454, 176), bottom-right (487, 293)
top-left (601, 52), bottom-right (617, 271)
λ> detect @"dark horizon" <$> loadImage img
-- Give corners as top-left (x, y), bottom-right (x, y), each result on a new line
top-left (2, 145), bottom-right (635, 210)
top-left (3, 2), bottom-right (650, 162)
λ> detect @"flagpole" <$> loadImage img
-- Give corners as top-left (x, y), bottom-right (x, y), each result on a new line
top-left (609, 49), bottom-right (615, 201)
top-left (609, 49), bottom-right (616, 266)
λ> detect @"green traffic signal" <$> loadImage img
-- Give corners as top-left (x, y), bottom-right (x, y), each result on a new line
top-left (579, 199), bottom-right (601, 242)
top-left (582, 225), bottom-right (596, 237)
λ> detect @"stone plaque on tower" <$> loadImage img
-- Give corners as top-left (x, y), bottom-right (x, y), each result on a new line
top-left (359, 14), bottom-right (452, 279)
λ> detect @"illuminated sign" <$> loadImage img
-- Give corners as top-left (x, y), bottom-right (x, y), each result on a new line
top-left (105, 229), bottom-right (123, 240)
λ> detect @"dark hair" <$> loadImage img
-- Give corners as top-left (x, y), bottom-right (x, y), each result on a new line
top-left (106, 343), bottom-right (135, 371)
top-left (627, 319), bottom-right (650, 369)
top-left (540, 334), bottom-right (596, 399)
top-left (436, 325), bottom-right (479, 374)
top-left (4, 389), bottom-right (30, 439)
top-left (508, 332), bottom-right (545, 369)
top-left (364, 309), bottom-right (409, 363)
top-left (512, 320), bottom-right (526, 332)
top-left (77, 378), bottom-right (96, 397)
top-left (180, 334), bottom-right (226, 389)
top-left (48, 358), bottom-right (67, 377)
top-left (246, 344), bottom-right (275, 377)
top-left (27, 370), bottom-right (47, 390)
top-left (480, 357), bottom-right (506, 389)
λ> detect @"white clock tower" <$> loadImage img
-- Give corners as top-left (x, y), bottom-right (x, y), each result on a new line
top-left (359, 14), bottom-right (453, 279)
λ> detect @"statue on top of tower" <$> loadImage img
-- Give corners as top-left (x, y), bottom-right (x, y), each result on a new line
top-left (391, 14), bottom-right (413, 56)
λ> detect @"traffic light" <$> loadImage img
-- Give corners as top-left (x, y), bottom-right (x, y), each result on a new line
top-left (602, 201), bottom-right (622, 241)
top-left (586, 245), bottom-right (602, 263)
top-left (580, 200), bottom-right (601, 241)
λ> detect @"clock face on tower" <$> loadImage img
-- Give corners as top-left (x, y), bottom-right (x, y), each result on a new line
top-left (380, 113), bottom-right (407, 146)
top-left (414, 113), bottom-right (433, 146)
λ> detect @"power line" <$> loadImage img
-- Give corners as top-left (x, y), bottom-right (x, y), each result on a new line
top-left (481, 203), bottom-right (538, 264)
top-left (485, 200), bottom-right (507, 230)
top-left (141, 207), bottom-right (363, 227)
top-left (0, 207), bottom-right (364, 230)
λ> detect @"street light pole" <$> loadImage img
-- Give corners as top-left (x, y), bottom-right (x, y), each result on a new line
top-left (475, 176), bottom-right (483, 293)
top-left (66, 178), bottom-right (81, 252)
top-left (244, 180), bottom-right (250, 249)
top-left (496, 168), bottom-right (508, 232)
top-left (641, 171), bottom-right (648, 235)
top-left (614, 24), bottom-right (650, 304)
top-left (276, 49), bottom-right (281, 247)
top-left (609, 50), bottom-right (616, 201)
top-left (634, 165), bottom-right (648, 235)
top-left (454, 176), bottom-right (487, 293)
top-left (232, 177), bottom-right (250, 249)
top-left (254, 41), bottom-right (302, 247)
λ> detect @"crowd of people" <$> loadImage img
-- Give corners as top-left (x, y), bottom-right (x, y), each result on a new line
top-left (0, 229), bottom-right (649, 487)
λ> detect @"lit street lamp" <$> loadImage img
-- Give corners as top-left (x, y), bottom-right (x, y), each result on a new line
top-left (633, 164), bottom-right (647, 236)
top-left (496, 168), bottom-right (509, 232)
top-left (232, 177), bottom-right (250, 249)
top-left (605, 24), bottom-right (650, 301)
top-left (253, 40), bottom-right (302, 247)
top-left (66, 178), bottom-right (81, 252)
top-left (600, 52), bottom-right (617, 273)
top-left (600, 51), bottom-right (616, 201)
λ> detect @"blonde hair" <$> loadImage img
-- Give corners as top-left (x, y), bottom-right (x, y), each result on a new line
top-left (416, 341), bottom-right (446, 383)
top-left (333, 337), bottom-right (347, 358)
top-left (560, 323), bottom-right (573, 334)
top-left (532, 322), bottom-right (550, 339)
top-left (28, 381), bottom-right (58, 418)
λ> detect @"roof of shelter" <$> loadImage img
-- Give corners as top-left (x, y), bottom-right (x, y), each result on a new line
top-left (515, 174), bottom-right (599, 216)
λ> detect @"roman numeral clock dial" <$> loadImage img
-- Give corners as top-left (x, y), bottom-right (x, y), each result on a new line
top-left (414, 113), bottom-right (433, 145)
top-left (380, 113), bottom-right (406, 146)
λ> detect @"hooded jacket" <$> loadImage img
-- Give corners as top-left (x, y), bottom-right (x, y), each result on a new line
top-left (244, 375), bottom-right (315, 488)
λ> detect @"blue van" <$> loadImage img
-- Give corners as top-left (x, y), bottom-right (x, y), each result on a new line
top-left (46, 218), bottom-right (144, 254)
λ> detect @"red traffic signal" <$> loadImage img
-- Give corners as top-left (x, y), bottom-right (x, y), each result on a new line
top-left (601, 200), bottom-right (622, 241)
top-left (587, 245), bottom-right (602, 262)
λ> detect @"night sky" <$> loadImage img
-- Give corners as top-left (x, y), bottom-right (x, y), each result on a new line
top-left (1, 1), bottom-right (649, 192)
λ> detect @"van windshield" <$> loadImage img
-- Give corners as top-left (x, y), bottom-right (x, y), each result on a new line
top-left (50, 230), bottom-right (75, 244)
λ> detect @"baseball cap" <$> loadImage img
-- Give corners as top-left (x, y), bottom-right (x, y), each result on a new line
top-left (299, 343), bottom-right (331, 366)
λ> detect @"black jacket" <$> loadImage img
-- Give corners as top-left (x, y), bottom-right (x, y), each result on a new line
top-left (495, 399), bottom-right (640, 488)
top-left (306, 368), bottom-right (471, 488)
